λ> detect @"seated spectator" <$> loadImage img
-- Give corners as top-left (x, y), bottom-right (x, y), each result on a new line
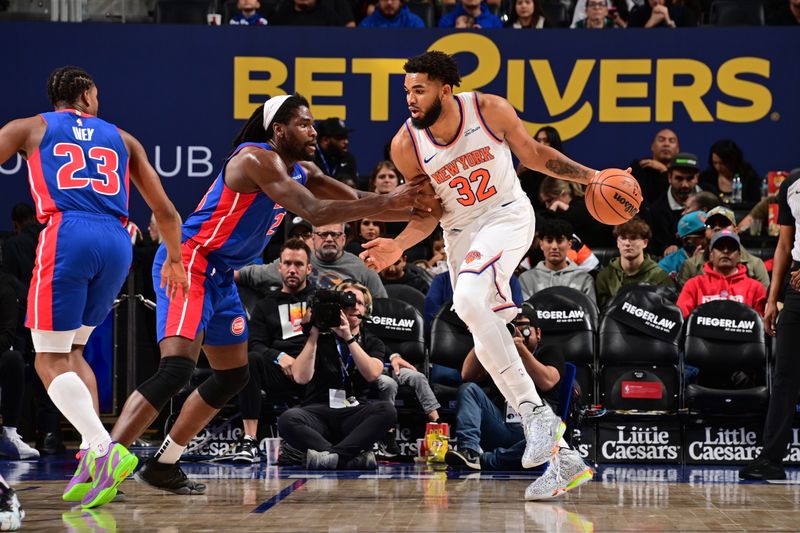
top-left (446, 307), bottom-right (591, 493)
top-left (519, 219), bottom-right (596, 303)
top-left (699, 139), bottom-right (761, 206)
top-left (237, 222), bottom-right (388, 298)
top-left (423, 230), bottom-right (448, 276)
top-left (229, 0), bottom-right (269, 24)
top-left (677, 206), bottom-right (770, 289)
top-left (767, 0), bottom-right (800, 25)
top-left (658, 210), bottom-right (707, 279)
top-left (518, 126), bottom-right (565, 211)
top-left (0, 271), bottom-right (38, 460)
top-left (647, 152), bottom-right (703, 257)
top-left (538, 177), bottom-right (614, 248)
top-left (681, 190), bottom-right (721, 216)
top-left (438, 0), bottom-right (502, 28)
top-left (358, 0), bottom-right (425, 27)
top-left (596, 218), bottom-right (674, 310)
top-left (367, 161), bottom-right (405, 236)
top-left (571, 0), bottom-right (630, 27)
top-left (574, 0), bottom-right (615, 27)
top-left (314, 118), bottom-right (358, 181)
top-left (345, 218), bottom-right (385, 256)
top-left (380, 253), bottom-right (431, 294)
top-left (233, 239), bottom-right (313, 463)
top-left (373, 351), bottom-right (442, 457)
top-left (629, 129), bottom-right (680, 207)
top-left (504, 0), bottom-right (551, 28)
top-left (628, 0), bottom-right (696, 27)
top-left (677, 230), bottom-right (767, 317)
top-left (277, 281), bottom-right (396, 469)
top-left (271, 0), bottom-right (346, 27)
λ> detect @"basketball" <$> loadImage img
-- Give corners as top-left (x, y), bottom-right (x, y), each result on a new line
top-left (585, 169), bottom-right (642, 225)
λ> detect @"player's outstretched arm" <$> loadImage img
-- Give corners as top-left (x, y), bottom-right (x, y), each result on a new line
top-left (120, 129), bottom-right (188, 301)
top-left (480, 94), bottom-right (597, 186)
top-left (242, 149), bottom-right (423, 225)
top-left (301, 161), bottom-right (435, 222)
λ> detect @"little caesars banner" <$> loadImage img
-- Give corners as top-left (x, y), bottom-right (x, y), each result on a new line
top-left (598, 421), bottom-right (681, 463)
top-left (685, 423), bottom-right (800, 465)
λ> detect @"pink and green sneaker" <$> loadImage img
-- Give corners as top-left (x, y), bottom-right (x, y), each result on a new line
top-left (62, 449), bottom-right (94, 502)
top-left (80, 442), bottom-right (138, 509)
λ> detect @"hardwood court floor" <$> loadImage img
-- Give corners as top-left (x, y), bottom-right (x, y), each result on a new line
top-left (6, 457), bottom-right (800, 532)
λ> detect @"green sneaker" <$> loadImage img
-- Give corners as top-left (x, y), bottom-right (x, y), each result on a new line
top-left (62, 449), bottom-right (95, 502)
top-left (80, 442), bottom-right (138, 509)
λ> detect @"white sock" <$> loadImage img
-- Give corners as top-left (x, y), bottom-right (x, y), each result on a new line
top-left (47, 372), bottom-right (111, 457)
top-left (80, 438), bottom-right (88, 450)
top-left (155, 435), bottom-right (186, 464)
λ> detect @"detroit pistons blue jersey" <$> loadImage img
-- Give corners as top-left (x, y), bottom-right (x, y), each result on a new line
top-left (27, 109), bottom-right (130, 223)
top-left (180, 142), bottom-right (308, 270)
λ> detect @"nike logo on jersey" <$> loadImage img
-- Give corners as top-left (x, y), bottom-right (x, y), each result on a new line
top-left (423, 154), bottom-right (437, 164)
top-left (72, 127), bottom-right (95, 141)
top-left (464, 126), bottom-right (480, 137)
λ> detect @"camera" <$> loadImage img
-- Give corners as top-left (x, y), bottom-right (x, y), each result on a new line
top-left (308, 289), bottom-right (357, 329)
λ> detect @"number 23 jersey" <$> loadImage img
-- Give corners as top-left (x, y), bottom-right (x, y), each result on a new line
top-left (404, 92), bottom-right (526, 232)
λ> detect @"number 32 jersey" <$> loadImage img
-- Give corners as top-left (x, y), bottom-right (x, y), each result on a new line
top-left (404, 92), bottom-right (525, 232)
top-left (27, 109), bottom-right (130, 223)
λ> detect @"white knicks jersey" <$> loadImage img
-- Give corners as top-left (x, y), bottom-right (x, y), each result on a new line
top-left (405, 92), bottom-right (526, 232)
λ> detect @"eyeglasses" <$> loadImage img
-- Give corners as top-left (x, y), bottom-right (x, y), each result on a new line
top-left (586, 1), bottom-right (606, 8)
top-left (314, 231), bottom-right (344, 239)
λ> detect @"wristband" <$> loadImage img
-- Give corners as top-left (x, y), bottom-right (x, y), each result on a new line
top-left (274, 352), bottom-right (286, 365)
top-left (346, 337), bottom-right (357, 345)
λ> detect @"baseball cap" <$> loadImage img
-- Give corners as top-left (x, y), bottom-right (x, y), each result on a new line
top-left (705, 206), bottom-right (736, 227)
top-left (677, 211), bottom-right (707, 238)
top-left (710, 229), bottom-right (740, 250)
top-left (317, 118), bottom-right (354, 138)
top-left (669, 152), bottom-right (700, 171)
top-left (285, 216), bottom-right (312, 238)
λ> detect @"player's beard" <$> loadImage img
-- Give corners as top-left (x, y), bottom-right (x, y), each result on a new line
top-left (410, 97), bottom-right (443, 130)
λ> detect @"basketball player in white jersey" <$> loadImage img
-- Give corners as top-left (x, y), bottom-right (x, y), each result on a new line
top-left (362, 51), bottom-right (600, 499)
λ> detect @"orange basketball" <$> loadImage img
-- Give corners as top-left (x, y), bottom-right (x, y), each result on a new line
top-left (585, 169), bottom-right (643, 225)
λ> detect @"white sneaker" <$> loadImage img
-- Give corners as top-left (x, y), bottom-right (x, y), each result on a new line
top-left (0, 431), bottom-right (40, 460)
top-left (524, 448), bottom-right (593, 501)
top-left (0, 485), bottom-right (24, 531)
top-left (521, 404), bottom-right (565, 468)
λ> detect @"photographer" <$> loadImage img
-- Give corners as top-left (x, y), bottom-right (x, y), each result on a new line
top-left (277, 281), bottom-right (396, 469)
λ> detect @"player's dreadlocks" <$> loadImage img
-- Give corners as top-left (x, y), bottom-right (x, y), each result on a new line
top-left (403, 51), bottom-right (462, 88)
top-left (47, 66), bottom-right (95, 107)
top-left (231, 93), bottom-right (310, 147)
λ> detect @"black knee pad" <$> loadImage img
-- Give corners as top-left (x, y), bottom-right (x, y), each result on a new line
top-left (136, 356), bottom-right (195, 411)
top-left (197, 364), bottom-right (250, 409)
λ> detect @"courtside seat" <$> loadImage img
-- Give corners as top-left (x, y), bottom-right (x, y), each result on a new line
top-left (598, 285), bottom-right (683, 412)
top-left (684, 300), bottom-right (768, 414)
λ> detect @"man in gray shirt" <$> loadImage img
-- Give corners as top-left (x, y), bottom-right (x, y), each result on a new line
top-left (237, 222), bottom-right (387, 298)
top-left (519, 219), bottom-right (596, 304)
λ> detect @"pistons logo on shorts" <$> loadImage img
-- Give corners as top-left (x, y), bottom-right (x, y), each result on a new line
top-left (230, 316), bottom-right (246, 336)
top-left (465, 250), bottom-right (483, 264)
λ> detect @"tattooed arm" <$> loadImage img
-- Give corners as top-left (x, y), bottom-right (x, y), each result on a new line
top-left (478, 94), bottom-right (596, 186)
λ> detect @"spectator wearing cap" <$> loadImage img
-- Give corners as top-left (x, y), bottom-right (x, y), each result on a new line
top-left (438, 0), bottom-right (502, 28)
top-left (647, 152), bottom-right (705, 257)
top-left (699, 139), bottom-right (761, 206)
top-left (677, 230), bottom-right (767, 317)
top-left (595, 218), bottom-right (674, 310)
top-left (285, 215), bottom-right (314, 244)
top-left (677, 206), bottom-right (770, 290)
top-left (518, 218), bottom-right (596, 303)
top-left (314, 118), bottom-right (358, 181)
top-left (629, 129), bottom-right (680, 206)
top-left (358, 0), bottom-right (425, 27)
top-left (658, 211), bottom-right (708, 279)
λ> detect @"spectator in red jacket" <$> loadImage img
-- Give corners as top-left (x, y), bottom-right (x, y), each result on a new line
top-left (677, 229), bottom-right (767, 317)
